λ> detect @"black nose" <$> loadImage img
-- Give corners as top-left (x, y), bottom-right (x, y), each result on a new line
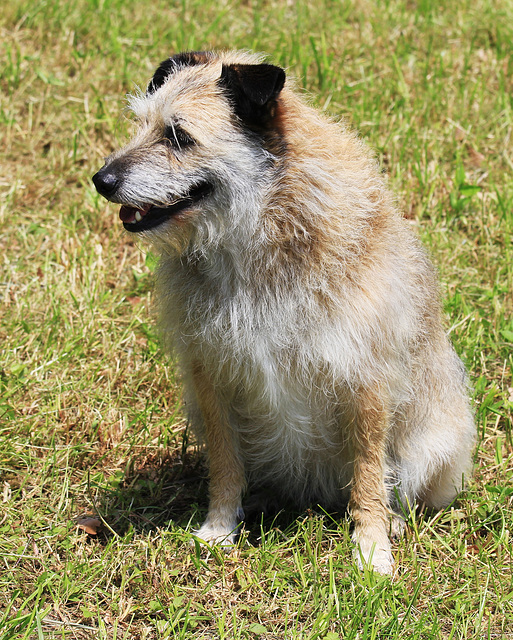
top-left (92, 167), bottom-right (120, 198)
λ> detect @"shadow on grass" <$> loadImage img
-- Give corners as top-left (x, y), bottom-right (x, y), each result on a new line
top-left (89, 449), bottom-right (348, 544)
top-left (84, 445), bottom-right (483, 556)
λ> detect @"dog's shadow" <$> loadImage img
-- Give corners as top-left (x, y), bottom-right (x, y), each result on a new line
top-left (90, 450), bottom-right (345, 544)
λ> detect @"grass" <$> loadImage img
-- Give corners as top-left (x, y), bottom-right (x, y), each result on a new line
top-left (0, 0), bottom-right (512, 637)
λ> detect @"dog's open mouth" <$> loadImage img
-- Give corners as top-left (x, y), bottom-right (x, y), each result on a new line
top-left (120, 182), bottom-right (213, 232)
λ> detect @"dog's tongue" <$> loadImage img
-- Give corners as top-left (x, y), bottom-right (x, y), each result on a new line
top-left (119, 204), bottom-right (151, 223)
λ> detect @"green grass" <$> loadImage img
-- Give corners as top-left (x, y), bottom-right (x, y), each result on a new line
top-left (1, 0), bottom-right (512, 637)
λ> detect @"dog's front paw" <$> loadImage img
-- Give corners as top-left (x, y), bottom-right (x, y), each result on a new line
top-left (352, 532), bottom-right (395, 575)
top-left (193, 521), bottom-right (238, 547)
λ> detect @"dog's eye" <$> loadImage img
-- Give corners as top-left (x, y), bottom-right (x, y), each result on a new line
top-left (163, 124), bottom-right (195, 149)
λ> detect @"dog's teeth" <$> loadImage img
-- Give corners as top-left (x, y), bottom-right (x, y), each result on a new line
top-left (135, 211), bottom-right (142, 222)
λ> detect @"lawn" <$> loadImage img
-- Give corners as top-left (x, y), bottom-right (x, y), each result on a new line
top-left (0, 0), bottom-right (512, 638)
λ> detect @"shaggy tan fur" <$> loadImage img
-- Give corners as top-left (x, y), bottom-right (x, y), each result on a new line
top-left (92, 50), bottom-right (475, 574)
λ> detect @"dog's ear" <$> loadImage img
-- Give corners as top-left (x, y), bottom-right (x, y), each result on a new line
top-left (147, 59), bottom-right (176, 94)
top-left (147, 52), bottom-right (211, 94)
top-left (219, 63), bottom-right (286, 128)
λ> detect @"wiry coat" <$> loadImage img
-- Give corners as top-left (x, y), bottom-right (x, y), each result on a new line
top-left (93, 51), bottom-right (475, 573)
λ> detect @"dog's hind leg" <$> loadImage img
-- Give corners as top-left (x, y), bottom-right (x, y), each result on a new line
top-left (191, 362), bottom-right (245, 546)
top-left (420, 444), bottom-right (473, 510)
top-left (348, 385), bottom-right (395, 575)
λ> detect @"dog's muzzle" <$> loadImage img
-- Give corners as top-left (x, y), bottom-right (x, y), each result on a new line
top-left (92, 165), bottom-right (214, 233)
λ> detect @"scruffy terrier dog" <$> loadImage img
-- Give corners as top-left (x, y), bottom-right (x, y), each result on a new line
top-left (93, 50), bottom-right (475, 574)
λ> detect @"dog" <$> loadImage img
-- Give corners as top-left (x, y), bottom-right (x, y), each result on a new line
top-left (92, 50), bottom-right (475, 574)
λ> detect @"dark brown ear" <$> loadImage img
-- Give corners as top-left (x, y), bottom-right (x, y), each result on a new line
top-left (147, 51), bottom-right (211, 94)
top-left (219, 63), bottom-right (286, 128)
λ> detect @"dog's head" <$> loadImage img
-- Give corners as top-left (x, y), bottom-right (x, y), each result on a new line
top-left (92, 51), bottom-right (285, 240)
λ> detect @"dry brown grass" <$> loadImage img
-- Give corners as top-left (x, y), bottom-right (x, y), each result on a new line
top-left (1, 0), bottom-right (512, 637)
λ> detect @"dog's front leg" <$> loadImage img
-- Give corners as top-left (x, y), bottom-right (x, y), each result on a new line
top-left (349, 386), bottom-right (395, 575)
top-left (191, 362), bottom-right (245, 546)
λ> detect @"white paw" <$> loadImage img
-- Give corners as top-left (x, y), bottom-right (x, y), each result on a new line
top-left (193, 521), bottom-right (238, 547)
top-left (352, 534), bottom-right (395, 575)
